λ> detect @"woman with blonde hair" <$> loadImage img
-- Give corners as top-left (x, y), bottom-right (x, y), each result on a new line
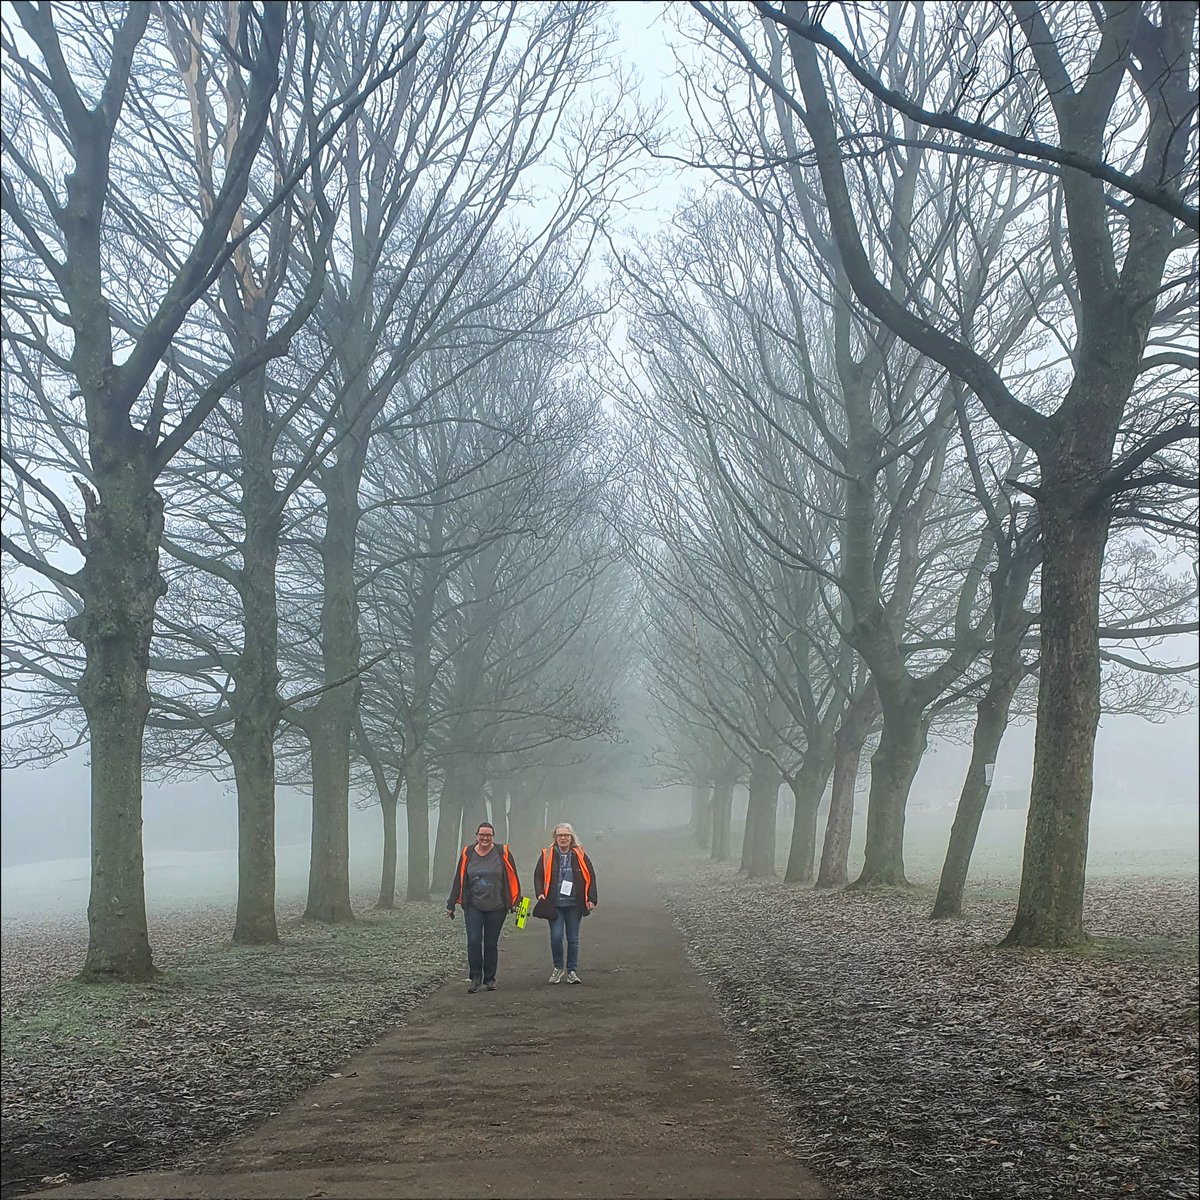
top-left (533, 822), bottom-right (598, 984)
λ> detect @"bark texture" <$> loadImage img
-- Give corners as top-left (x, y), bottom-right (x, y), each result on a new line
top-left (852, 690), bottom-right (926, 888)
top-left (746, 751), bottom-right (781, 877)
top-left (816, 685), bottom-right (876, 889)
top-left (710, 774), bottom-right (735, 862)
top-left (73, 442), bottom-right (164, 980)
top-left (784, 753), bottom-right (832, 883)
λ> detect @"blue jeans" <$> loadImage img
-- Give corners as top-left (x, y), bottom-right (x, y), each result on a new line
top-left (463, 906), bottom-right (507, 983)
top-left (548, 904), bottom-right (583, 972)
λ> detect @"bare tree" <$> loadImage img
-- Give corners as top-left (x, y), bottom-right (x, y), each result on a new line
top-left (279, 1), bottom-right (638, 922)
top-left (0, 2), bottom-right (387, 978)
top-left (695, 0), bottom-right (1198, 944)
top-left (353, 296), bottom-right (611, 899)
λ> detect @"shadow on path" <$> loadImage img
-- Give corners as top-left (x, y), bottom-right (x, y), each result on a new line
top-left (30, 835), bottom-right (826, 1199)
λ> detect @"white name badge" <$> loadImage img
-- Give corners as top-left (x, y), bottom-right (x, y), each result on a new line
top-left (559, 879), bottom-right (573, 896)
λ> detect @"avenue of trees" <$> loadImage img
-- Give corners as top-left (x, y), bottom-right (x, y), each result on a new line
top-left (627, 0), bottom-right (1196, 947)
top-left (1, 0), bottom-right (1196, 982)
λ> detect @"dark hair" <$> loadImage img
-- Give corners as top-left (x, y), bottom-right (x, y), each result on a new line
top-left (476, 822), bottom-right (495, 835)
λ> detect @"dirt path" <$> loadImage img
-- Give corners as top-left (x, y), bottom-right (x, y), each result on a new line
top-left (29, 843), bottom-right (825, 1200)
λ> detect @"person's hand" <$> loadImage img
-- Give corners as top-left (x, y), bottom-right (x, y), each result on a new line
top-left (585, 901), bottom-right (595, 911)
top-left (446, 907), bottom-right (455, 920)
top-left (537, 894), bottom-right (546, 901)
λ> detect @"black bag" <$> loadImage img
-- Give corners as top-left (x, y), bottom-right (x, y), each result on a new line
top-left (532, 896), bottom-right (557, 921)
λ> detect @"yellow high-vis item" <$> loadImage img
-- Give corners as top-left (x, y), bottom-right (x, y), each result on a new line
top-left (513, 895), bottom-right (531, 929)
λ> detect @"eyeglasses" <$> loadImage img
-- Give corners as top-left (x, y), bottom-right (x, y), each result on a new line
top-left (477, 833), bottom-right (494, 839)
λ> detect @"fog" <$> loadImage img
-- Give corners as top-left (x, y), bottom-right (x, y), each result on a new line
top-left (4, 708), bottom-right (1195, 926)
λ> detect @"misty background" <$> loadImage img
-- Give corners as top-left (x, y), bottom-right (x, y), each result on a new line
top-left (5, 706), bottom-right (1195, 922)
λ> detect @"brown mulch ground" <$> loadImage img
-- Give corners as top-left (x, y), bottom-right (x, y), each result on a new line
top-left (660, 863), bottom-right (1199, 1200)
top-left (2, 848), bottom-right (1197, 1200)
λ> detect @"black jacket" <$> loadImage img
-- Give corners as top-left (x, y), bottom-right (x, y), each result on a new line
top-left (533, 845), bottom-right (598, 910)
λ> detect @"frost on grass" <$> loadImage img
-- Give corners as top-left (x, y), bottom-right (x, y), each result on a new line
top-left (0, 901), bottom-right (459, 1195)
top-left (659, 862), bottom-right (1198, 1200)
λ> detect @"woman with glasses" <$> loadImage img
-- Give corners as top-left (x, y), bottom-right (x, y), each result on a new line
top-left (446, 822), bottom-right (522, 993)
top-left (533, 822), bottom-right (598, 984)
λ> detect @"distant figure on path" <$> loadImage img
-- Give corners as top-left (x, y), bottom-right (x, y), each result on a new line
top-left (446, 822), bottom-right (522, 993)
top-left (534, 822), bottom-right (598, 985)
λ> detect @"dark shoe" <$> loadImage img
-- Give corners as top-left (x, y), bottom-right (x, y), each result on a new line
top-left (467, 978), bottom-right (481, 994)
top-left (485, 981), bottom-right (497, 991)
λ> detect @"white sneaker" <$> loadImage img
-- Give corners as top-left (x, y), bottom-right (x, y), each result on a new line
top-left (548, 968), bottom-right (564, 984)
top-left (566, 970), bottom-right (582, 984)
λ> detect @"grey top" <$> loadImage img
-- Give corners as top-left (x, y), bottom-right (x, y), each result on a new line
top-left (555, 848), bottom-right (579, 908)
top-left (465, 846), bottom-right (505, 911)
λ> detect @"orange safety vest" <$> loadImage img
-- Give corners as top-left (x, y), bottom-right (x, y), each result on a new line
top-left (455, 843), bottom-right (519, 908)
top-left (540, 845), bottom-right (592, 905)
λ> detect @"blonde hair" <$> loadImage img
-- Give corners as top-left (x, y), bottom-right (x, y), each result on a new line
top-left (552, 822), bottom-right (580, 851)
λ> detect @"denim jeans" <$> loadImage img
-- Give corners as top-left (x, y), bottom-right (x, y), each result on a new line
top-left (463, 905), bottom-right (507, 983)
top-left (548, 904), bottom-right (583, 972)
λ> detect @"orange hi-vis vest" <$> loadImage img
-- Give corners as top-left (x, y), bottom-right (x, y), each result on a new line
top-left (454, 842), bottom-right (520, 909)
top-left (540, 845), bottom-right (592, 904)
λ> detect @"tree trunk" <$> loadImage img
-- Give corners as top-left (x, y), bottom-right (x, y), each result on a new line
top-left (1002, 503), bottom-right (1108, 947)
top-left (817, 704), bottom-right (871, 888)
top-left (377, 790), bottom-right (398, 910)
top-left (852, 692), bottom-right (924, 888)
top-left (747, 751), bottom-right (780, 877)
top-left (432, 754), bottom-right (466, 897)
top-left (491, 787), bottom-right (509, 844)
top-left (710, 774), bottom-right (734, 861)
top-left (461, 755), bottom-right (488, 840)
top-left (72, 445), bottom-right (164, 981)
top-left (690, 783), bottom-right (712, 849)
top-left (397, 550), bottom-right (436, 902)
top-left (303, 469), bottom-right (363, 924)
top-left (230, 722), bottom-right (279, 942)
top-left (784, 753), bottom-right (833, 884)
top-left (458, 756), bottom-right (489, 861)
top-left (932, 551), bottom-right (1034, 919)
top-left (930, 692), bottom-right (1013, 919)
top-left (738, 779), bottom-right (756, 873)
top-left (506, 778), bottom-right (542, 864)
top-left (405, 743), bottom-right (431, 901)
top-left (305, 705), bottom-right (355, 922)
top-left (230, 360), bottom-right (281, 944)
